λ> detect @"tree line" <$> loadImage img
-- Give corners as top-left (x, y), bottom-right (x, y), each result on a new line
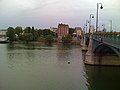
top-left (6, 26), bottom-right (56, 43)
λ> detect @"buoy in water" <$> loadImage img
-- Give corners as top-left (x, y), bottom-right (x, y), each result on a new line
top-left (68, 61), bottom-right (70, 64)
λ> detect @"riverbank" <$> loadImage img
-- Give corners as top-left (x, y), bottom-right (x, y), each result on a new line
top-left (9, 39), bottom-right (81, 45)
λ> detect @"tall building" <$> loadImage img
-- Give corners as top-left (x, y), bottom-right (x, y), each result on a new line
top-left (57, 24), bottom-right (69, 38)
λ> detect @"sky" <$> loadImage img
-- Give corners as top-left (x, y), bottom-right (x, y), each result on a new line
top-left (0, 0), bottom-right (120, 31)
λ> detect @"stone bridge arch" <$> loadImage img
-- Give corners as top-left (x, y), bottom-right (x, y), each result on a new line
top-left (94, 43), bottom-right (120, 57)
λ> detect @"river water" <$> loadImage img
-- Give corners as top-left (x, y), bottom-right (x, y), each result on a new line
top-left (0, 44), bottom-right (120, 90)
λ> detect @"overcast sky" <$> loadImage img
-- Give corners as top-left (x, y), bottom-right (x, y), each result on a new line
top-left (0, 0), bottom-right (120, 31)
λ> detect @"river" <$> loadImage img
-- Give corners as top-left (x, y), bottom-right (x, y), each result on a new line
top-left (0, 44), bottom-right (120, 90)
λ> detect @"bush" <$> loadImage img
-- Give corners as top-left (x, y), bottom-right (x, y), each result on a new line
top-left (62, 34), bottom-right (72, 43)
top-left (6, 27), bottom-right (16, 43)
top-left (23, 33), bottom-right (33, 43)
top-left (45, 35), bottom-right (54, 44)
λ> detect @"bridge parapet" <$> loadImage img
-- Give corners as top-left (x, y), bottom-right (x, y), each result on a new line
top-left (93, 32), bottom-right (120, 44)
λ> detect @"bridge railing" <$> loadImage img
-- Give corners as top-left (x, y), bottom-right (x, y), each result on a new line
top-left (85, 32), bottom-right (120, 45)
top-left (93, 32), bottom-right (120, 45)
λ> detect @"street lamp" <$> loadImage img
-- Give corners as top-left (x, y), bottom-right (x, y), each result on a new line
top-left (110, 20), bottom-right (113, 32)
top-left (102, 24), bottom-right (106, 32)
top-left (96, 3), bottom-right (103, 32)
top-left (86, 20), bottom-right (89, 33)
top-left (83, 24), bottom-right (86, 33)
top-left (89, 14), bottom-right (94, 33)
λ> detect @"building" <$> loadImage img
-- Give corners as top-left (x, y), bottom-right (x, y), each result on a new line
top-left (0, 30), bottom-right (7, 36)
top-left (0, 30), bottom-right (8, 41)
top-left (50, 27), bottom-right (57, 33)
top-left (75, 27), bottom-right (83, 37)
top-left (57, 24), bottom-right (69, 38)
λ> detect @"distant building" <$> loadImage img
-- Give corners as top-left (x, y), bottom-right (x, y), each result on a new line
top-left (50, 27), bottom-right (57, 33)
top-left (57, 24), bottom-right (69, 38)
top-left (75, 27), bottom-right (83, 37)
top-left (0, 30), bottom-right (8, 41)
top-left (0, 30), bottom-right (7, 36)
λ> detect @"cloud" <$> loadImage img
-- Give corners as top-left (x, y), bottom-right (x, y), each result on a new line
top-left (0, 0), bottom-right (120, 31)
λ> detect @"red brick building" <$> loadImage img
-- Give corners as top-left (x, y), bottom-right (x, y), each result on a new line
top-left (57, 24), bottom-right (69, 38)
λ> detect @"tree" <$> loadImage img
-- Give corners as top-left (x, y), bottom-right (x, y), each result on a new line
top-left (15, 26), bottom-right (23, 37)
top-left (19, 34), bottom-right (24, 41)
top-left (37, 29), bottom-right (43, 37)
top-left (24, 27), bottom-right (32, 33)
top-left (24, 27), bottom-right (39, 41)
top-left (45, 35), bottom-right (54, 44)
top-left (69, 28), bottom-right (75, 36)
top-left (62, 34), bottom-right (72, 44)
top-left (31, 27), bottom-right (39, 41)
top-left (43, 29), bottom-right (50, 36)
top-left (23, 33), bottom-right (33, 43)
top-left (6, 27), bottom-right (16, 43)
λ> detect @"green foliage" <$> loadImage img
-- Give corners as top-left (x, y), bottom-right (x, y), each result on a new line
top-left (6, 26), bottom-right (56, 43)
top-left (19, 35), bottom-right (25, 41)
top-left (37, 36), bottom-right (45, 42)
top-left (24, 27), bottom-right (32, 33)
top-left (31, 29), bottom-right (39, 41)
top-left (6, 27), bottom-right (16, 43)
top-left (15, 26), bottom-right (23, 36)
top-left (43, 29), bottom-right (55, 37)
top-left (24, 27), bottom-right (39, 41)
top-left (23, 33), bottom-right (33, 43)
top-left (45, 35), bottom-right (54, 44)
top-left (37, 29), bottom-right (43, 37)
top-left (69, 28), bottom-right (75, 36)
top-left (62, 34), bottom-right (72, 43)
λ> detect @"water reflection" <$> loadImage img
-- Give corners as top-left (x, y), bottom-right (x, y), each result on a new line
top-left (6, 43), bottom-right (54, 50)
top-left (57, 44), bottom-right (72, 64)
top-left (57, 44), bottom-right (72, 50)
top-left (85, 65), bottom-right (120, 90)
top-left (7, 53), bottom-right (21, 69)
top-left (6, 44), bottom-right (37, 70)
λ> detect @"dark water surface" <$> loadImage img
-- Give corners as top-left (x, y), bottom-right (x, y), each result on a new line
top-left (0, 44), bottom-right (120, 90)
top-left (86, 66), bottom-right (120, 90)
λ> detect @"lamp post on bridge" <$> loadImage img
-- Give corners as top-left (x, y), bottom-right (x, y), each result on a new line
top-left (96, 3), bottom-right (103, 32)
top-left (110, 20), bottom-right (113, 32)
top-left (89, 14), bottom-right (94, 33)
top-left (83, 24), bottom-right (86, 33)
top-left (102, 24), bottom-right (106, 32)
top-left (86, 20), bottom-right (89, 33)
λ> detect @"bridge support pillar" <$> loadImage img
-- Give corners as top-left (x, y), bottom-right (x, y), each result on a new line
top-left (81, 35), bottom-right (87, 51)
top-left (85, 35), bottom-right (95, 65)
top-left (80, 35), bottom-right (84, 46)
top-left (85, 54), bottom-right (95, 64)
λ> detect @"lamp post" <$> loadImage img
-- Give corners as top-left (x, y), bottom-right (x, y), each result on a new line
top-left (102, 24), bottom-right (105, 31)
top-left (83, 24), bottom-right (86, 33)
top-left (102, 24), bottom-right (107, 34)
top-left (110, 20), bottom-right (113, 32)
top-left (96, 3), bottom-right (103, 32)
top-left (86, 20), bottom-right (89, 33)
top-left (89, 14), bottom-right (94, 33)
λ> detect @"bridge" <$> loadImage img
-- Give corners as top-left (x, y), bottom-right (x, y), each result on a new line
top-left (81, 32), bottom-right (120, 66)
